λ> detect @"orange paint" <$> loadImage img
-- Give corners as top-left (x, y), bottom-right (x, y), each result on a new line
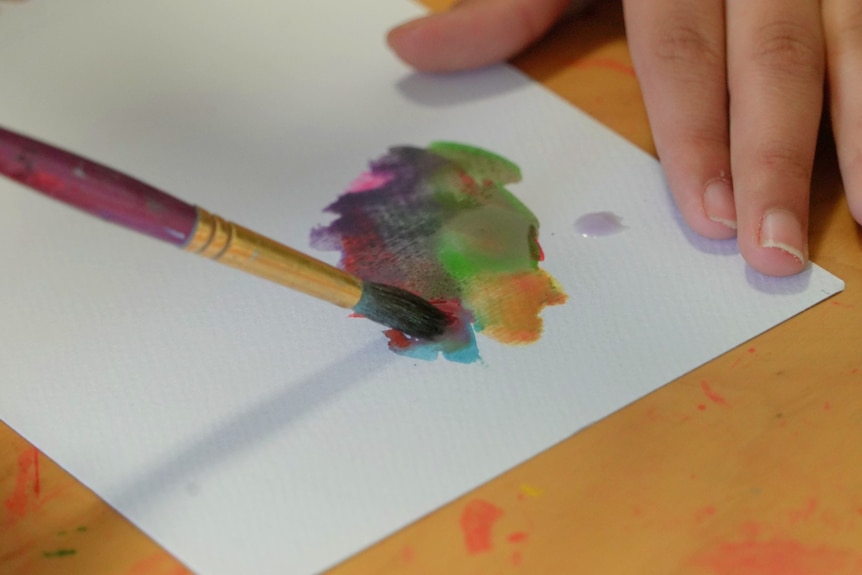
top-left (401, 546), bottom-right (415, 564)
top-left (693, 537), bottom-right (851, 575)
top-left (460, 499), bottom-right (504, 554)
top-left (4, 447), bottom-right (40, 519)
top-left (700, 381), bottom-right (729, 407)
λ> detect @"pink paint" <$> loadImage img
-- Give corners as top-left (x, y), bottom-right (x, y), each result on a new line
top-left (346, 170), bottom-right (393, 193)
top-left (700, 381), bottom-right (729, 407)
top-left (507, 532), bottom-right (529, 543)
top-left (693, 537), bottom-right (851, 575)
top-left (460, 499), bottom-right (504, 554)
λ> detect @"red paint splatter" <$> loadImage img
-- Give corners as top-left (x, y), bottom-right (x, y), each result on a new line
top-left (748, 347), bottom-right (757, 354)
top-left (4, 447), bottom-right (41, 519)
top-left (700, 381), bottom-right (729, 407)
top-left (824, 402), bottom-right (831, 411)
top-left (693, 537), bottom-right (851, 575)
top-left (460, 499), bottom-right (504, 554)
top-left (507, 532), bottom-right (529, 543)
top-left (401, 546), bottom-right (415, 564)
top-left (693, 505), bottom-right (717, 524)
top-left (788, 498), bottom-right (818, 525)
top-left (572, 58), bottom-right (636, 77)
top-left (697, 404), bottom-right (707, 411)
top-left (511, 550), bottom-right (523, 567)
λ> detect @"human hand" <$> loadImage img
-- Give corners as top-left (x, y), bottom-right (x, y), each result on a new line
top-left (388, 0), bottom-right (862, 277)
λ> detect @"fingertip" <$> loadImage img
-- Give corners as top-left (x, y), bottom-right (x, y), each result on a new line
top-left (671, 175), bottom-right (738, 241)
top-left (740, 209), bottom-right (809, 277)
top-left (843, 177), bottom-right (862, 227)
top-left (386, 17), bottom-right (448, 72)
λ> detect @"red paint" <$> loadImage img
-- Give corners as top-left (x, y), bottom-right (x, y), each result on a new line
top-left (572, 58), bottom-right (636, 77)
top-left (824, 401), bottom-right (831, 411)
top-left (511, 550), bottom-right (523, 567)
top-left (401, 546), bottom-right (415, 564)
top-left (693, 505), bottom-right (717, 524)
top-left (697, 404), bottom-right (707, 411)
top-left (460, 499), bottom-right (504, 554)
top-left (507, 531), bottom-right (529, 543)
top-left (32, 447), bottom-right (40, 498)
top-left (4, 447), bottom-right (41, 519)
top-left (693, 537), bottom-right (851, 575)
top-left (700, 381), bottom-right (729, 407)
top-left (788, 498), bottom-right (818, 525)
top-left (748, 347), bottom-right (757, 353)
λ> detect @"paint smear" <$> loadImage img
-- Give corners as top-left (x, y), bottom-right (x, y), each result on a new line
top-left (693, 537), bottom-right (852, 575)
top-left (42, 549), bottom-right (76, 559)
top-left (460, 499), bottom-right (504, 554)
top-left (700, 381), bottom-right (730, 407)
top-left (574, 211), bottom-right (626, 238)
top-left (4, 447), bottom-right (40, 520)
top-left (311, 142), bottom-right (567, 362)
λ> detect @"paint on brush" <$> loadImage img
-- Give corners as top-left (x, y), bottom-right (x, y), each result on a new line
top-left (311, 143), bottom-right (566, 363)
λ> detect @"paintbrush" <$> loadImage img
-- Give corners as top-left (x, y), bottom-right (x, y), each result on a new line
top-left (0, 125), bottom-right (448, 339)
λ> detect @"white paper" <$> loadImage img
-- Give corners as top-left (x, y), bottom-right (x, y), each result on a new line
top-left (0, 1), bottom-right (843, 573)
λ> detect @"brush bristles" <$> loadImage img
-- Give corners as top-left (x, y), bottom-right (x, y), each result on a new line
top-left (353, 281), bottom-right (449, 339)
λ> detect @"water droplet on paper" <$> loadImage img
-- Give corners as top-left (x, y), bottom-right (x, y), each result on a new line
top-left (574, 212), bottom-right (626, 238)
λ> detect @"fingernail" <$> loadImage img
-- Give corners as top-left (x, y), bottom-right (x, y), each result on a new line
top-left (760, 210), bottom-right (807, 263)
top-left (703, 179), bottom-right (737, 229)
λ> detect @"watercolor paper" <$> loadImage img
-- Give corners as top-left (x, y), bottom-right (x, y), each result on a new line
top-left (0, 1), bottom-right (843, 574)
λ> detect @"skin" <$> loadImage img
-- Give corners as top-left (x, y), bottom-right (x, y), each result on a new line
top-left (387, 0), bottom-right (862, 277)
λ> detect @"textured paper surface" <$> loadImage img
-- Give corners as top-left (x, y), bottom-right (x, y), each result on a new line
top-left (0, 1), bottom-right (844, 573)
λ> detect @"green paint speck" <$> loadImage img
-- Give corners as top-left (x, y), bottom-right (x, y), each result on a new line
top-left (43, 549), bottom-right (76, 558)
top-left (76, 526), bottom-right (88, 532)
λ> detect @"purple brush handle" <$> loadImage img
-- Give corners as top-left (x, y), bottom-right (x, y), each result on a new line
top-left (0, 126), bottom-right (197, 246)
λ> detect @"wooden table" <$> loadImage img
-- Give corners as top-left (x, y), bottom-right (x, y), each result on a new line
top-left (4, 2), bottom-right (862, 573)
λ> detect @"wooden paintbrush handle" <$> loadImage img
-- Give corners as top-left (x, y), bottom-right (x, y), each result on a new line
top-left (0, 126), bottom-right (197, 246)
top-left (185, 208), bottom-right (363, 308)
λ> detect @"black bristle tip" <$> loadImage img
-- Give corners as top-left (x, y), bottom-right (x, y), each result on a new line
top-left (353, 281), bottom-right (449, 339)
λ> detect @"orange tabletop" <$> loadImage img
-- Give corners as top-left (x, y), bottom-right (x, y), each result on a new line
top-left (4, 2), bottom-right (862, 574)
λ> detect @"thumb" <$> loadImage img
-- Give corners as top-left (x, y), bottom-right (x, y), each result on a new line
top-left (387, 0), bottom-right (580, 72)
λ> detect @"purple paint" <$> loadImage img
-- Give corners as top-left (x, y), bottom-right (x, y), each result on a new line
top-left (574, 211), bottom-right (626, 238)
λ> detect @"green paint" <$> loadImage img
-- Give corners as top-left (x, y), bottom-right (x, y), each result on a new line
top-left (76, 526), bottom-right (88, 532)
top-left (43, 549), bottom-right (77, 558)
